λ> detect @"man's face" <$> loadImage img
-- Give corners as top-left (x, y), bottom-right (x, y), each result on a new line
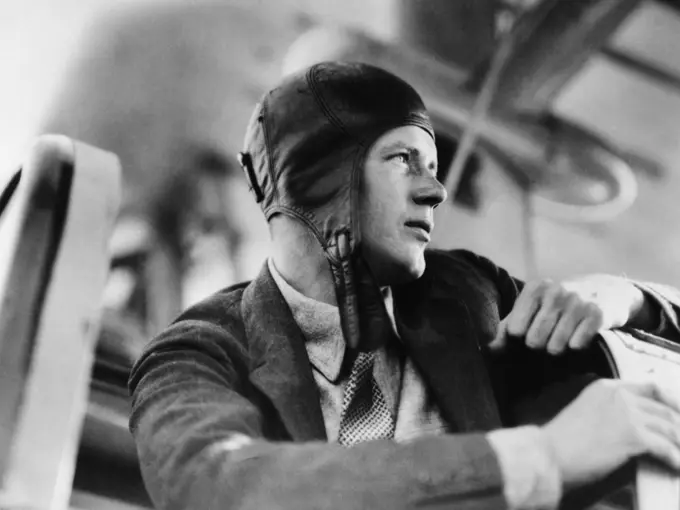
top-left (359, 125), bottom-right (447, 285)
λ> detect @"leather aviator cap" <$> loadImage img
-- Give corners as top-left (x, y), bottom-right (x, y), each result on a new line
top-left (239, 61), bottom-right (434, 350)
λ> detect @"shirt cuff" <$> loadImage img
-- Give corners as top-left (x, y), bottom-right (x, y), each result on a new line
top-left (486, 425), bottom-right (562, 510)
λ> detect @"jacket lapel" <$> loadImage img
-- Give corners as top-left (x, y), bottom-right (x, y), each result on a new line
top-left (393, 280), bottom-right (502, 433)
top-left (242, 263), bottom-right (327, 441)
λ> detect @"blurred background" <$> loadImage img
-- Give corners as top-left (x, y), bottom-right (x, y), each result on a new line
top-left (1, 0), bottom-right (680, 508)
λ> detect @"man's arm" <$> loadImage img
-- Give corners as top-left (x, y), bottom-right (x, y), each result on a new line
top-left (452, 249), bottom-right (680, 345)
top-left (452, 250), bottom-right (680, 504)
top-left (128, 315), bottom-right (507, 510)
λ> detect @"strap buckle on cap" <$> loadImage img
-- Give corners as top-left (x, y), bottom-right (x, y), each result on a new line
top-left (237, 151), bottom-right (264, 203)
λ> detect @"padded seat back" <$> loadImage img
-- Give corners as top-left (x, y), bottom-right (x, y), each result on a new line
top-left (0, 135), bottom-right (121, 510)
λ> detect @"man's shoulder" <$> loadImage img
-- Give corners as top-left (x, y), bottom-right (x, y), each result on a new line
top-left (129, 281), bottom-right (255, 396)
top-left (424, 248), bottom-right (502, 283)
top-left (143, 280), bottom-right (253, 360)
top-left (184, 280), bottom-right (250, 316)
top-left (420, 248), bottom-right (522, 319)
top-left (172, 280), bottom-right (251, 333)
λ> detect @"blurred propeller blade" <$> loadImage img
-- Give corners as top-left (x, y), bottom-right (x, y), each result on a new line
top-left (474, 0), bottom-right (643, 113)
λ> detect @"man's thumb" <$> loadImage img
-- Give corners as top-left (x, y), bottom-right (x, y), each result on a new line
top-left (488, 318), bottom-right (509, 352)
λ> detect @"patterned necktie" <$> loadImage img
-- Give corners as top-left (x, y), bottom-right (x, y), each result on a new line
top-left (337, 351), bottom-right (396, 446)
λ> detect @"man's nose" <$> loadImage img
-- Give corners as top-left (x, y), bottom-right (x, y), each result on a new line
top-left (413, 175), bottom-right (448, 208)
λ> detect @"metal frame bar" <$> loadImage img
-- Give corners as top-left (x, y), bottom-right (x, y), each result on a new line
top-left (601, 45), bottom-right (680, 92)
top-left (482, 0), bottom-right (644, 112)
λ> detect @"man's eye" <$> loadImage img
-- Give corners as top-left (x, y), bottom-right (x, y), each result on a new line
top-left (391, 152), bottom-right (410, 164)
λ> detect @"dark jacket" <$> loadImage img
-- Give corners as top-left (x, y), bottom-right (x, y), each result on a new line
top-left (128, 249), bottom-right (680, 510)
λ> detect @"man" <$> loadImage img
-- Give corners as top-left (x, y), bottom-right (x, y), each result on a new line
top-left (128, 62), bottom-right (680, 510)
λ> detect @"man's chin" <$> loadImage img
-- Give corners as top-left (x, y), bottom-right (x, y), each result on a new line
top-left (362, 247), bottom-right (426, 285)
top-left (390, 257), bottom-right (426, 285)
top-left (407, 261), bottom-right (426, 281)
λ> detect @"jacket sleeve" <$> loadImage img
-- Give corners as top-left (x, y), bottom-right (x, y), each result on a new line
top-left (128, 308), bottom-right (507, 510)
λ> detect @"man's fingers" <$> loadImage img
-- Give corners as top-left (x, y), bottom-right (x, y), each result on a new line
top-left (657, 383), bottom-right (680, 415)
top-left (633, 380), bottom-right (680, 415)
top-left (515, 282), bottom-right (571, 349)
top-left (505, 281), bottom-right (545, 337)
top-left (638, 398), bottom-right (680, 435)
top-left (567, 315), bottom-right (599, 350)
top-left (620, 383), bottom-right (680, 469)
top-left (488, 318), bottom-right (508, 352)
top-left (546, 298), bottom-right (586, 355)
top-left (525, 306), bottom-right (560, 349)
top-left (639, 418), bottom-right (680, 470)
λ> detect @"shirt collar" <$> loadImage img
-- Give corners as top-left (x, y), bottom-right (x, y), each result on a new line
top-left (267, 258), bottom-right (401, 382)
top-left (267, 258), bottom-right (345, 382)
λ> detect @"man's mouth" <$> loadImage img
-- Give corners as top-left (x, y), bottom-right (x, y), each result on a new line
top-left (404, 220), bottom-right (433, 241)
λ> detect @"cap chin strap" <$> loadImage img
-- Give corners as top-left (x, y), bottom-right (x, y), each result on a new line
top-left (329, 231), bottom-right (394, 351)
top-left (240, 145), bottom-right (394, 352)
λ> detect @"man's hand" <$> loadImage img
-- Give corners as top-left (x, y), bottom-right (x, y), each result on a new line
top-left (488, 275), bottom-right (650, 355)
top-left (541, 379), bottom-right (680, 489)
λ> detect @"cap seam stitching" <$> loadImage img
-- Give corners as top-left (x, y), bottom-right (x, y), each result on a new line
top-left (307, 65), bottom-right (360, 143)
top-left (266, 204), bottom-right (331, 252)
top-left (260, 98), bottom-right (279, 204)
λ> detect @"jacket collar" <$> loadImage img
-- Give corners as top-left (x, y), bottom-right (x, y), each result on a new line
top-left (241, 262), bottom-right (327, 441)
top-left (241, 259), bottom-right (503, 441)
top-left (392, 273), bottom-right (502, 433)
top-left (266, 258), bottom-right (345, 382)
